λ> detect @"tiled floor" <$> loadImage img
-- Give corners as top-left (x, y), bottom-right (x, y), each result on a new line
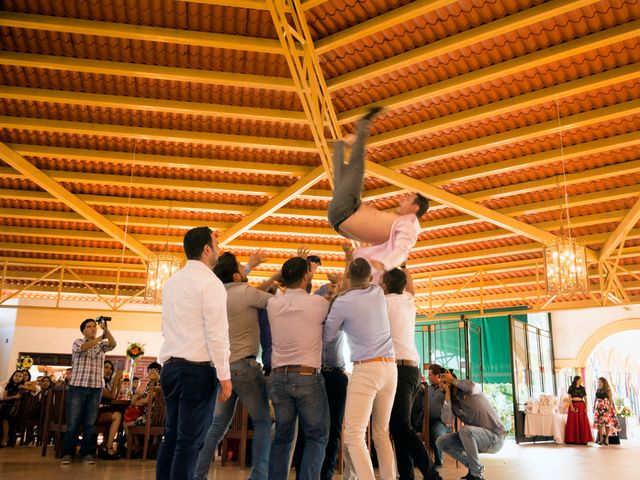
top-left (0, 438), bottom-right (638, 479)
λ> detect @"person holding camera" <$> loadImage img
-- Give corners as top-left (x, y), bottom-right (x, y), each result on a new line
top-left (436, 371), bottom-right (505, 480)
top-left (61, 317), bottom-right (117, 465)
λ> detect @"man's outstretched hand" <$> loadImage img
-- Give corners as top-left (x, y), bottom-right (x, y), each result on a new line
top-left (297, 246), bottom-right (310, 259)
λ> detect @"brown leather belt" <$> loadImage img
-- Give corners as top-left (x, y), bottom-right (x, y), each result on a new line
top-left (272, 365), bottom-right (319, 375)
top-left (396, 359), bottom-right (419, 367)
top-left (353, 356), bottom-right (395, 365)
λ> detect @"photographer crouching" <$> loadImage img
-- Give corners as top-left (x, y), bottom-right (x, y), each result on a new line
top-left (61, 316), bottom-right (116, 465)
top-left (436, 370), bottom-right (505, 480)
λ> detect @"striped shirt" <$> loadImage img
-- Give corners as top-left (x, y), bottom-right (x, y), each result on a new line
top-left (70, 338), bottom-right (114, 389)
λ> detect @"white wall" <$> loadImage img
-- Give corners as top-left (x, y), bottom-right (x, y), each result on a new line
top-left (0, 300), bottom-right (18, 379)
top-left (551, 303), bottom-right (640, 368)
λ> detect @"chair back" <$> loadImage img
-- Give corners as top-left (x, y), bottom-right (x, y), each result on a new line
top-left (148, 387), bottom-right (166, 428)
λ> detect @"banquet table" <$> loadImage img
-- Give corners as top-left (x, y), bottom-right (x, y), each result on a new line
top-left (524, 412), bottom-right (568, 443)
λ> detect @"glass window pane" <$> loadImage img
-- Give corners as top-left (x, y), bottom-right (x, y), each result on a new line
top-left (513, 321), bottom-right (529, 408)
top-left (540, 333), bottom-right (555, 395)
top-left (528, 312), bottom-right (549, 331)
top-left (528, 327), bottom-right (542, 398)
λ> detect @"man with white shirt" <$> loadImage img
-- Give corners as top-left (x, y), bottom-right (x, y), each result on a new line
top-left (327, 109), bottom-right (429, 279)
top-left (383, 267), bottom-right (439, 480)
top-left (267, 256), bottom-right (330, 480)
top-left (156, 226), bottom-right (232, 480)
top-left (323, 258), bottom-right (397, 480)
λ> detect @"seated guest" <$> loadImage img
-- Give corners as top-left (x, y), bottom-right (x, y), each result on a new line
top-left (427, 365), bottom-right (450, 469)
top-left (436, 371), bottom-right (505, 480)
top-left (268, 257), bottom-right (330, 480)
top-left (18, 370), bottom-right (42, 397)
top-left (131, 376), bottom-right (141, 395)
top-left (0, 370), bottom-right (25, 447)
top-left (117, 378), bottom-right (132, 400)
top-left (96, 360), bottom-right (123, 459)
top-left (123, 362), bottom-right (161, 455)
top-left (38, 376), bottom-right (53, 396)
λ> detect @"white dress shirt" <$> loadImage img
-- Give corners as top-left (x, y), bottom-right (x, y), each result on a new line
top-left (159, 260), bottom-right (231, 380)
top-left (267, 288), bottom-right (329, 369)
top-left (354, 214), bottom-right (420, 279)
top-left (386, 292), bottom-right (420, 364)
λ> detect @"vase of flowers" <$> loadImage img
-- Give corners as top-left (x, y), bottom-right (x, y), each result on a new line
top-left (616, 405), bottom-right (631, 439)
top-left (126, 342), bottom-right (145, 387)
top-left (16, 354), bottom-right (34, 371)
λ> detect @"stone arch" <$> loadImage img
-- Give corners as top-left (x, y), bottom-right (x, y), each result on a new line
top-left (575, 318), bottom-right (640, 368)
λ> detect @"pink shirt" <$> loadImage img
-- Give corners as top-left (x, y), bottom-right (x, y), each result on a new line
top-left (354, 214), bottom-right (420, 279)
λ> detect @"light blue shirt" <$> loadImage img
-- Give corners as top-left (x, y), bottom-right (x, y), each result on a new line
top-left (323, 285), bottom-right (395, 362)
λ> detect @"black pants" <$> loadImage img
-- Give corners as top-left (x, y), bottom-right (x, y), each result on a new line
top-left (390, 365), bottom-right (432, 480)
top-left (293, 367), bottom-right (349, 480)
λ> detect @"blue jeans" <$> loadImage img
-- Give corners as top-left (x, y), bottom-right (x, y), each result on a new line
top-left (157, 362), bottom-right (218, 480)
top-left (269, 372), bottom-right (329, 480)
top-left (436, 425), bottom-right (504, 477)
top-left (429, 420), bottom-right (450, 466)
top-left (193, 358), bottom-right (272, 480)
top-left (62, 386), bottom-right (102, 457)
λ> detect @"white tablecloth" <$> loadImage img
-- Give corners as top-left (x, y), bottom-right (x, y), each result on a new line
top-left (524, 412), bottom-right (568, 443)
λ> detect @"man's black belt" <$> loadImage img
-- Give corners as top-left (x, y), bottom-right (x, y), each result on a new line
top-left (164, 357), bottom-right (211, 366)
top-left (321, 365), bottom-right (345, 372)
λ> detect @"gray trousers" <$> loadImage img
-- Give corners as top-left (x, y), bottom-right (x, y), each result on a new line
top-left (327, 118), bottom-right (374, 231)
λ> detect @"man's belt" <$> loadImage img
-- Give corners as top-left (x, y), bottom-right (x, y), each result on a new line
top-left (396, 359), bottom-right (419, 367)
top-left (272, 365), bottom-right (319, 375)
top-left (353, 356), bottom-right (395, 365)
top-left (164, 357), bottom-right (211, 366)
top-left (321, 365), bottom-right (346, 372)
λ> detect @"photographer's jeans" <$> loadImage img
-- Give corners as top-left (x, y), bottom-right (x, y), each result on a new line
top-left (62, 386), bottom-right (102, 457)
top-left (193, 358), bottom-right (272, 480)
top-left (436, 425), bottom-right (504, 477)
top-left (157, 362), bottom-right (218, 480)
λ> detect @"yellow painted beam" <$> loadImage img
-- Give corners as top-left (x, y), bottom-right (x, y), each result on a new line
top-left (366, 160), bottom-right (600, 261)
top-left (0, 86), bottom-right (307, 125)
top-left (379, 99), bottom-right (640, 170)
top-left (9, 143), bottom-right (312, 176)
top-left (0, 166), bottom-right (284, 196)
top-left (314, 0), bottom-right (458, 55)
top-left (368, 65), bottom-right (640, 147)
top-left (301, 0), bottom-right (330, 10)
top-left (599, 198), bottom-right (640, 261)
top-left (182, 0), bottom-right (270, 10)
top-left (0, 143), bottom-right (153, 259)
top-left (0, 51), bottom-right (296, 92)
top-left (0, 12), bottom-right (284, 54)
top-left (327, 0), bottom-right (608, 92)
top-left (0, 116), bottom-right (317, 152)
top-left (218, 166), bottom-right (326, 245)
top-left (336, 20), bottom-right (640, 120)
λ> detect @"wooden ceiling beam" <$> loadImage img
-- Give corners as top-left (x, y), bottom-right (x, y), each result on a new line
top-left (182, 0), bottom-right (270, 10)
top-left (0, 143), bottom-right (153, 260)
top-left (8, 143), bottom-right (312, 176)
top-left (0, 51), bottom-right (296, 92)
top-left (314, 0), bottom-right (459, 55)
top-left (336, 20), bottom-right (640, 121)
top-left (0, 116), bottom-right (317, 152)
top-left (599, 198), bottom-right (640, 261)
top-left (0, 12), bottom-right (285, 54)
top-left (0, 87), bottom-right (307, 125)
top-left (368, 65), bottom-right (640, 148)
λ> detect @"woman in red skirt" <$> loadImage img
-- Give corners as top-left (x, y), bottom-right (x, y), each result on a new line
top-left (565, 376), bottom-right (594, 444)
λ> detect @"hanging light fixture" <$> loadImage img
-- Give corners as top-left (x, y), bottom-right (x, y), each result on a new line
top-left (144, 200), bottom-right (183, 305)
top-left (543, 100), bottom-right (589, 300)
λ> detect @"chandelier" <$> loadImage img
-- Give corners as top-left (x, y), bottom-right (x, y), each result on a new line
top-left (145, 253), bottom-right (183, 305)
top-left (543, 100), bottom-right (589, 301)
top-left (544, 229), bottom-right (589, 295)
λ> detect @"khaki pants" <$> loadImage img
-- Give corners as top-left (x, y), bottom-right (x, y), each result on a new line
top-left (343, 362), bottom-right (398, 480)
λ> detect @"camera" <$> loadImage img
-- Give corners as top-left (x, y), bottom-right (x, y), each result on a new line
top-left (95, 316), bottom-right (112, 327)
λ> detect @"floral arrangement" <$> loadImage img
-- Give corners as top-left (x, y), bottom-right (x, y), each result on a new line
top-left (617, 406), bottom-right (631, 417)
top-left (126, 342), bottom-right (145, 361)
top-left (16, 354), bottom-right (34, 370)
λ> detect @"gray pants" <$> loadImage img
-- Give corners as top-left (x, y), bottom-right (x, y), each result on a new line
top-left (327, 118), bottom-right (374, 231)
top-left (436, 425), bottom-right (504, 477)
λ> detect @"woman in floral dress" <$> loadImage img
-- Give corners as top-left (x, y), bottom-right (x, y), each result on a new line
top-left (593, 377), bottom-right (620, 445)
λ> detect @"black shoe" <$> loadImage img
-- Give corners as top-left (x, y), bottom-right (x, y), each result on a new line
top-left (362, 105), bottom-right (384, 121)
top-left (467, 475), bottom-right (483, 480)
top-left (461, 472), bottom-right (472, 480)
top-left (426, 465), bottom-right (444, 480)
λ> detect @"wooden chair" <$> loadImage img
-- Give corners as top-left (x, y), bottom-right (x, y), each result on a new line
top-left (220, 401), bottom-right (254, 468)
top-left (41, 384), bottom-right (67, 457)
top-left (126, 387), bottom-right (165, 460)
top-left (14, 393), bottom-right (42, 446)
